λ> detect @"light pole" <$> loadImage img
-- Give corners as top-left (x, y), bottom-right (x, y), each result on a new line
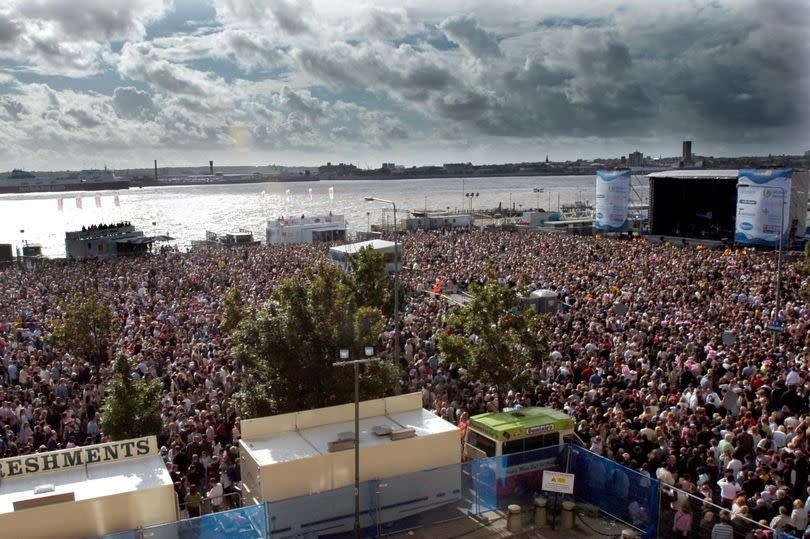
top-left (464, 192), bottom-right (479, 212)
top-left (333, 346), bottom-right (380, 539)
top-left (363, 197), bottom-right (400, 365)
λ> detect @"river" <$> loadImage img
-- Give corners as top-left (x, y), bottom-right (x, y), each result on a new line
top-left (0, 175), bottom-right (644, 257)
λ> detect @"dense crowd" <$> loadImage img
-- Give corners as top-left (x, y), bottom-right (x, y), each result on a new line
top-left (1, 228), bottom-right (810, 536)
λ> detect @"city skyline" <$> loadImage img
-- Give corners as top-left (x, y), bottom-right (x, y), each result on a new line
top-left (0, 0), bottom-right (808, 170)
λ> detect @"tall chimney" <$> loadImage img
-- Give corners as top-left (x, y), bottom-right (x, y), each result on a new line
top-left (209, 160), bottom-right (214, 175)
top-left (154, 160), bottom-right (158, 181)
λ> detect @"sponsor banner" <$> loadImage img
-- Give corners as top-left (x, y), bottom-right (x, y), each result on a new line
top-left (0, 436), bottom-right (157, 478)
top-left (594, 169), bottom-right (630, 232)
top-left (736, 168), bottom-right (792, 246)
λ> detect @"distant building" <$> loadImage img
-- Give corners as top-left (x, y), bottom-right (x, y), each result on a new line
top-left (266, 214), bottom-right (347, 244)
top-left (443, 162), bottom-right (473, 174)
top-left (381, 162), bottom-right (396, 170)
top-left (404, 213), bottom-right (473, 231)
top-left (328, 239), bottom-right (401, 273)
top-left (628, 151), bottom-right (643, 167)
top-left (65, 224), bottom-right (171, 259)
top-left (683, 141), bottom-right (692, 161)
top-left (318, 162), bottom-right (358, 176)
top-left (805, 150), bottom-right (810, 157)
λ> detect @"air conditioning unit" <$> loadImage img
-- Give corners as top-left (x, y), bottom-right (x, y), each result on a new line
top-left (390, 428), bottom-right (416, 441)
top-left (327, 431), bottom-right (356, 452)
top-left (372, 425), bottom-right (392, 436)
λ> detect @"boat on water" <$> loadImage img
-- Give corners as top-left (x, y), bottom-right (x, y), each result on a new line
top-left (0, 168), bottom-right (130, 194)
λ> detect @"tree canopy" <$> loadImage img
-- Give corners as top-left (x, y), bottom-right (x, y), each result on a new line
top-left (48, 291), bottom-right (119, 365)
top-left (437, 281), bottom-right (549, 409)
top-left (232, 261), bottom-right (398, 417)
top-left (100, 353), bottom-right (163, 441)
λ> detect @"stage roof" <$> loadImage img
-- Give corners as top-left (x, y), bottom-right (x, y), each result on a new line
top-left (647, 170), bottom-right (738, 180)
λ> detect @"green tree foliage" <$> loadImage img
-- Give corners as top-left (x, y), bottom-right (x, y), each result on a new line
top-left (49, 291), bottom-right (119, 365)
top-left (437, 282), bottom-right (549, 409)
top-left (100, 353), bottom-right (163, 441)
top-left (232, 261), bottom-right (398, 417)
top-left (220, 284), bottom-right (245, 333)
top-left (346, 247), bottom-right (389, 310)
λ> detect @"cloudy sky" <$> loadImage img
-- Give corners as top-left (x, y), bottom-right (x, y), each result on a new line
top-left (0, 0), bottom-right (808, 170)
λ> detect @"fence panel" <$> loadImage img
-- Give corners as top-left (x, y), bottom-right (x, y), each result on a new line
top-left (568, 444), bottom-right (659, 538)
top-left (140, 503), bottom-right (268, 539)
top-left (472, 444), bottom-right (568, 514)
top-left (91, 532), bottom-right (139, 539)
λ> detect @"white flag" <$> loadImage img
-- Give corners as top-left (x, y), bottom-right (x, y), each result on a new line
top-left (57, 198), bottom-right (64, 211)
top-left (95, 195), bottom-right (102, 208)
top-left (114, 194), bottom-right (120, 207)
top-left (308, 188), bottom-right (313, 201)
top-left (328, 186), bottom-right (335, 200)
top-left (75, 196), bottom-right (82, 209)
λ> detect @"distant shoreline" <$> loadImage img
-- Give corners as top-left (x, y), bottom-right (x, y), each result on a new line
top-left (131, 169), bottom-right (603, 189)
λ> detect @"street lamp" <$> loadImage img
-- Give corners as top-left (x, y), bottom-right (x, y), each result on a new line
top-left (363, 197), bottom-right (400, 365)
top-left (333, 346), bottom-right (380, 539)
top-left (464, 192), bottom-right (479, 212)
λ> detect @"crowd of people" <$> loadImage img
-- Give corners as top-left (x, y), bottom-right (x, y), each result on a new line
top-left (1, 228), bottom-right (810, 536)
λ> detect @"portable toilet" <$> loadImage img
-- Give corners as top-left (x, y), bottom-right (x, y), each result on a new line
top-left (529, 289), bottom-right (559, 314)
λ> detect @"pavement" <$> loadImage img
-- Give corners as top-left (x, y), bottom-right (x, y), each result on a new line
top-left (388, 508), bottom-right (633, 539)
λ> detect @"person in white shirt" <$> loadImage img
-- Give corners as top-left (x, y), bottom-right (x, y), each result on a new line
top-left (717, 472), bottom-right (741, 508)
top-left (206, 480), bottom-right (223, 512)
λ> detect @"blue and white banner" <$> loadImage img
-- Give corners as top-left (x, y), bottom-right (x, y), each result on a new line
top-left (735, 168), bottom-right (792, 246)
top-left (594, 169), bottom-right (630, 231)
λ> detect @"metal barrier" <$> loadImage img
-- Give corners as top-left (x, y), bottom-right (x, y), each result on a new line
top-left (568, 444), bottom-right (659, 538)
top-left (200, 491), bottom-right (243, 516)
top-left (93, 443), bottom-right (664, 539)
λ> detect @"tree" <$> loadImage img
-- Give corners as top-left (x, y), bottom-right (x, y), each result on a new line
top-left (220, 284), bottom-right (245, 333)
top-left (232, 261), bottom-right (399, 417)
top-left (346, 247), bottom-right (389, 310)
top-left (49, 291), bottom-right (119, 365)
top-left (437, 282), bottom-right (549, 410)
top-left (100, 353), bottom-right (163, 441)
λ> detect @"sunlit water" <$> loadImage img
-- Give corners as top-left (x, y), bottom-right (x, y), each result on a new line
top-left (0, 175), bottom-right (646, 257)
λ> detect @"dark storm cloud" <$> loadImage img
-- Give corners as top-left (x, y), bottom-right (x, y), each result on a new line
top-left (639, 1), bottom-right (810, 136)
top-left (439, 15), bottom-right (502, 58)
top-left (0, 14), bottom-right (21, 44)
top-left (65, 108), bottom-right (102, 128)
top-left (268, 0), bottom-right (311, 36)
top-left (112, 86), bottom-right (157, 120)
top-left (1, 99), bottom-right (26, 120)
top-left (19, 0), bottom-right (163, 39)
top-left (276, 86), bottom-right (329, 124)
top-left (226, 32), bottom-right (284, 67)
top-left (17, 0), bottom-right (164, 41)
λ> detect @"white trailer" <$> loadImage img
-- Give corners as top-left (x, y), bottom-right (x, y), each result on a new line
top-left (239, 393), bottom-right (460, 538)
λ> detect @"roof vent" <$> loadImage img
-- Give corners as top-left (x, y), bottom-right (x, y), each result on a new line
top-left (510, 411), bottom-right (525, 418)
top-left (328, 432), bottom-right (356, 453)
top-left (390, 427), bottom-right (416, 441)
top-left (372, 425), bottom-right (392, 436)
top-left (34, 484), bottom-right (55, 495)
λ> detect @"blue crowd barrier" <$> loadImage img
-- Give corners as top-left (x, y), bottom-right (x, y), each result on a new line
top-left (94, 443), bottom-right (658, 539)
top-left (568, 444), bottom-right (659, 538)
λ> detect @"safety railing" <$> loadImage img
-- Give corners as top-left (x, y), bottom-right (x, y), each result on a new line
top-left (658, 483), bottom-right (804, 539)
